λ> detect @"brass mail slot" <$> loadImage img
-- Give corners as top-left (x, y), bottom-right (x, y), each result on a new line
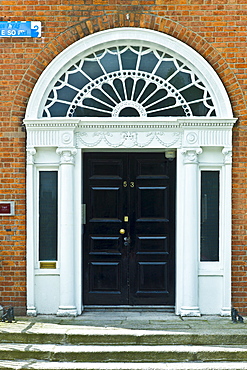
top-left (40, 261), bottom-right (56, 269)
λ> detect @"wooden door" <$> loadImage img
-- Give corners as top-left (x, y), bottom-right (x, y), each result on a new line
top-left (83, 153), bottom-right (175, 306)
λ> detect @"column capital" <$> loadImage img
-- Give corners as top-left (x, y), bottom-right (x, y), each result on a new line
top-left (56, 147), bottom-right (77, 165)
top-left (181, 147), bottom-right (202, 164)
top-left (26, 147), bottom-right (36, 165)
top-left (222, 147), bottom-right (232, 164)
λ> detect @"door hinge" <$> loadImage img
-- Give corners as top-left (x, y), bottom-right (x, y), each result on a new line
top-left (82, 204), bottom-right (86, 224)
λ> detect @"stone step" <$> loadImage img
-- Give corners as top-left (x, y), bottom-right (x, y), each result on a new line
top-left (1, 361), bottom-right (247, 370)
top-left (1, 343), bottom-right (247, 363)
top-left (1, 330), bottom-right (247, 346)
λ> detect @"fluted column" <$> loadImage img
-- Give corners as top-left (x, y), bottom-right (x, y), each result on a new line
top-left (221, 147), bottom-right (232, 316)
top-left (180, 148), bottom-right (202, 317)
top-left (56, 147), bottom-right (77, 316)
top-left (26, 147), bottom-right (37, 316)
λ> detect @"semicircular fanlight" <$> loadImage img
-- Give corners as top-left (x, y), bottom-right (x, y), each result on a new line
top-left (43, 46), bottom-right (216, 118)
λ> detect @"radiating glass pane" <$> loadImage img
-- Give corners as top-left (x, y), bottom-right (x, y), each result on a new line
top-left (200, 171), bottom-right (219, 261)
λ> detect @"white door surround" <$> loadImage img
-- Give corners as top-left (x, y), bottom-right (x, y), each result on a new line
top-left (24, 28), bottom-right (236, 316)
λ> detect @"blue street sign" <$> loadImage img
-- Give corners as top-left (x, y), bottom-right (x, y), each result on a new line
top-left (0, 21), bottom-right (41, 37)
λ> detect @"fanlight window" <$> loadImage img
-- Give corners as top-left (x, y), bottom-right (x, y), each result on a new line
top-left (43, 45), bottom-right (216, 118)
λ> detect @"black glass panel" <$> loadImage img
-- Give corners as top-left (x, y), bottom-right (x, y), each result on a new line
top-left (155, 61), bottom-right (177, 80)
top-left (91, 89), bottom-right (115, 107)
top-left (119, 107), bottom-right (140, 116)
top-left (74, 106), bottom-right (111, 117)
top-left (148, 105), bottom-right (185, 117)
top-left (56, 86), bottom-right (78, 101)
top-left (143, 89), bottom-right (168, 107)
top-left (139, 52), bottom-right (159, 73)
top-left (133, 79), bottom-right (146, 101)
top-left (48, 102), bottom-right (70, 117)
top-left (121, 49), bottom-right (138, 70)
top-left (180, 85), bottom-right (204, 102)
top-left (138, 83), bottom-right (156, 103)
top-left (200, 171), bottom-right (219, 261)
top-left (146, 97), bottom-right (176, 112)
top-left (82, 60), bottom-right (104, 79)
top-left (169, 71), bottom-right (192, 89)
top-left (68, 71), bottom-right (90, 90)
top-left (39, 171), bottom-right (58, 261)
top-left (100, 52), bottom-right (119, 73)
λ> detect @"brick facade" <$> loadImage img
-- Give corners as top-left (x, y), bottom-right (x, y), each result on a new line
top-left (1, 0), bottom-right (246, 315)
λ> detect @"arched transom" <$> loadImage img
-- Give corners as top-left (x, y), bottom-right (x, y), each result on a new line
top-left (43, 45), bottom-right (216, 118)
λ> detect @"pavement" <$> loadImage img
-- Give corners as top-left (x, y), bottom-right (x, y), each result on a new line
top-left (1, 310), bottom-right (247, 336)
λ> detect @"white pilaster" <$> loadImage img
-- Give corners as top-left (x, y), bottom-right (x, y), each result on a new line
top-left (56, 147), bottom-right (78, 316)
top-left (180, 148), bottom-right (202, 317)
top-left (221, 147), bottom-right (232, 316)
top-left (26, 147), bottom-right (37, 316)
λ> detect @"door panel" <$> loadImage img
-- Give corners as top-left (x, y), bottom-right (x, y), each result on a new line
top-left (83, 152), bottom-right (175, 306)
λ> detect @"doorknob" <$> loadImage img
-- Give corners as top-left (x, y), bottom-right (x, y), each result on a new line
top-left (119, 229), bottom-right (125, 235)
top-left (124, 235), bottom-right (131, 247)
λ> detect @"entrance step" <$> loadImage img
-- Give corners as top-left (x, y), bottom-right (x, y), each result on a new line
top-left (1, 361), bottom-right (247, 370)
top-left (1, 343), bottom-right (247, 363)
top-left (1, 315), bottom-right (247, 369)
top-left (1, 330), bottom-right (247, 346)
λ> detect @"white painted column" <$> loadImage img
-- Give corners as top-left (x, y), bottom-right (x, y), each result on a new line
top-left (56, 147), bottom-right (77, 316)
top-left (26, 147), bottom-right (37, 316)
top-left (180, 148), bottom-right (202, 317)
top-left (221, 147), bottom-right (232, 316)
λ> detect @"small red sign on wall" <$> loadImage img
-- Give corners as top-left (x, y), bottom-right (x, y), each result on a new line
top-left (0, 202), bottom-right (15, 216)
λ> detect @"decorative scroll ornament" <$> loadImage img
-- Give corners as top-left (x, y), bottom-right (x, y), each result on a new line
top-left (186, 132), bottom-right (198, 144)
top-left (61, 132), bottom-right (73, 145)
top-left (56, 148), bottom-right (77, 165)
top-left (181, 148), bottom-right (203, 164)
top-left (43, 45), bottom-right (216, 119)
top-left (76, 131), bottom-right (181, 148)
top-left (222, 147), bottom-right (232, 164)
top-left (26, 147), bottom-right (36, 165)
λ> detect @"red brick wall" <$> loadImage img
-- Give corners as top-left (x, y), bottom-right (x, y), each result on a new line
top-left (1, 0), bottom-right (246, 315)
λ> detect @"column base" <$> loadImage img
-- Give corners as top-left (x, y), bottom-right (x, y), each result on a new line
top-left (180, 306), bottom-right (201, 317)
top-left (220, 307), bottom-right (231, 317)
top-left (57, 306), bottom-right (78, 317)
top-left (27, 307), bottom-right (37, 316)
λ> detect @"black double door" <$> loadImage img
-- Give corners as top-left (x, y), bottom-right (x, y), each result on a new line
top-left (83, 152), bottom-right (175, 306)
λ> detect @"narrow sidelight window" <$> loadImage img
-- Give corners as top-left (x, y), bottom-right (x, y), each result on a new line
top-left (200, 171), bottom-right (219, 261)
top-left (39, 171), bottom-right (58, 261)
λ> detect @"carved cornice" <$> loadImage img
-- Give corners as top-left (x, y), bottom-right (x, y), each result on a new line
top-left (23, 118), bottom-right (235, 149)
